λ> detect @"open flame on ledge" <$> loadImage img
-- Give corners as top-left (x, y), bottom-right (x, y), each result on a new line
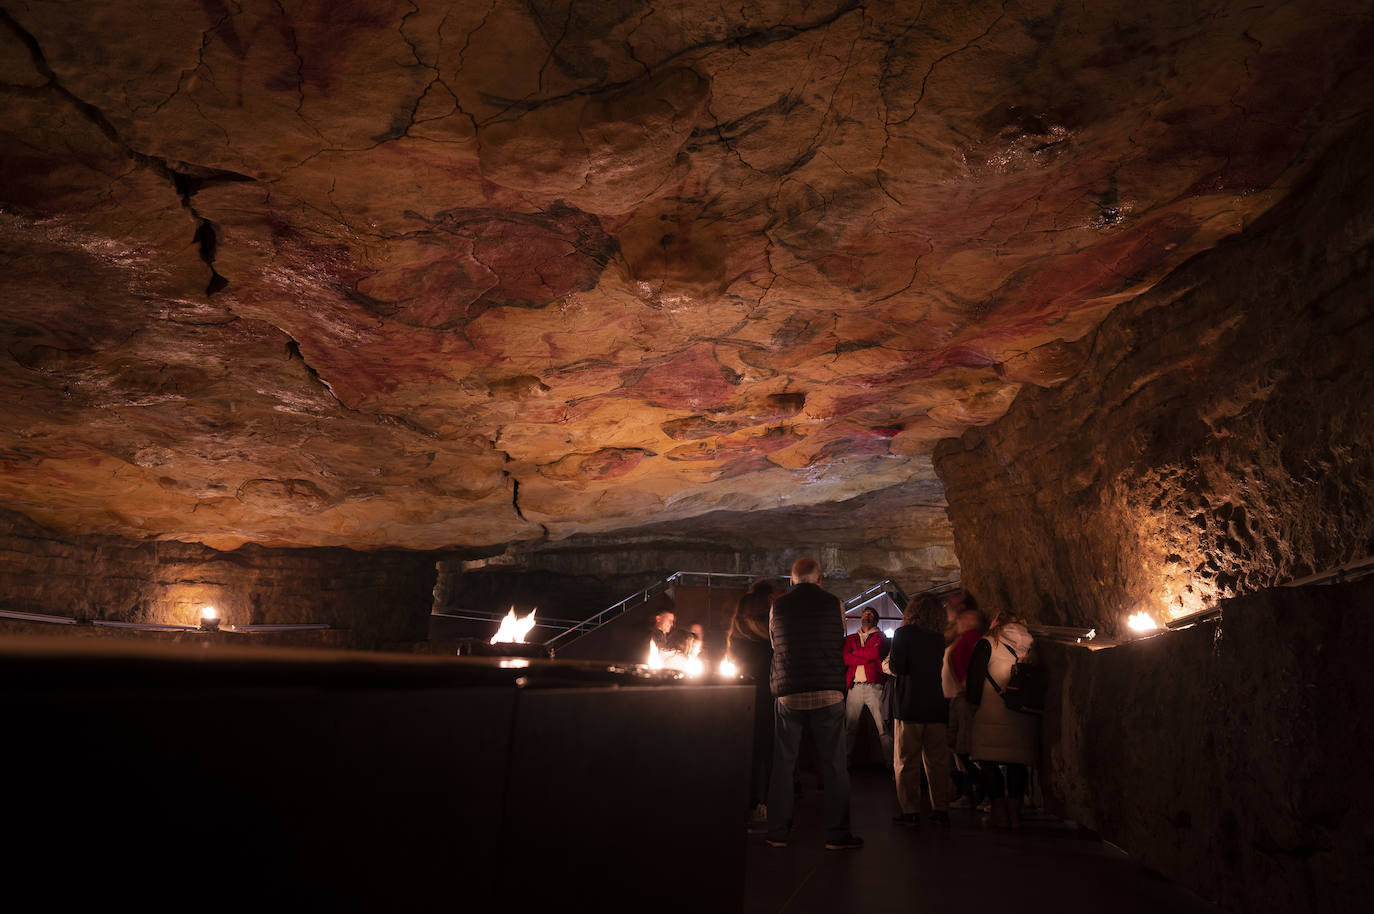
top-left (1127, 611), bottom-right (1159, 633)
top-left (491, 607), bottom-right (537, 645)
top-left (646, 640), bottom-right (705, 677)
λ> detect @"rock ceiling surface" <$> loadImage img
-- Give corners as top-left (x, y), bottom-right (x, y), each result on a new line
top-left (1, 0), bottom-right (1371, 551)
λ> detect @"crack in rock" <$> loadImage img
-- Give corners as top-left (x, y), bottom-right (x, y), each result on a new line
top-left (1, 9), bottom-right (255, 298)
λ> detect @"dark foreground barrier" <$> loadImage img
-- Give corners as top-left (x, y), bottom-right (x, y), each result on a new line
top-left (0, 637), bottom-right (753, 912)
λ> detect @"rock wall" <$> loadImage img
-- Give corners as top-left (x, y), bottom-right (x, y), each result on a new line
top-left (0, 509), bottom-right (437, 645)
top-left (435, 476), bottom-right (960, 621)
top-left (934, 115), bottom-right (1374, 637)
top-left (1038, 579), bottom-right (1374, 914)
top-left (932, 113), bottom-right (1374, 912)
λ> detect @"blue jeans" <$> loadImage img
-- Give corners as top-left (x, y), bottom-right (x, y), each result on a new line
top-left (766, 699), bottom-right (852, 842)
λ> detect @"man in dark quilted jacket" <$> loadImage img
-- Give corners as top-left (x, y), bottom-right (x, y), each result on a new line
top-left (764, 558), bottom-right (864, 851)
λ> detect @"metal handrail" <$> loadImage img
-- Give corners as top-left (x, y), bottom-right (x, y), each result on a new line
top-left (1026, 623), bottom-right (1097, 643)
top-left (543, 570), bottom-right (780, 652)
top-left (1282, 554), bottom-right (1374, 588)
top-left (542, 577), bottom-right (673, 650)
top-left (842, 579), bottom-right (959, 616)
top-left (0, 609), bottom-right (78, 625)
top-left (430, 609), bottom-right (588, 630)
top-left (843, 581), bottom-right (904, 615)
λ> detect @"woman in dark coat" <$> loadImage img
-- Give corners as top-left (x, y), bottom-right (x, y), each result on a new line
top-left (887, 594), bottom-right (954, 825)
top-left (726, 579), bottom-right (778, 825)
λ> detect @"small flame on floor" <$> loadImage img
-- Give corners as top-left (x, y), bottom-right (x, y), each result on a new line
top-left (719, 658), bottom-right (737, 677)
top-left (647, 640), bottom-right (664, 669)
top-left (491, 606), bottom-right (537, 644)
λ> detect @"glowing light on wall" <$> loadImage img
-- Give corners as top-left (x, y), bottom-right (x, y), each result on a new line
top-left (1127, 611), bottom-right (1158, 632)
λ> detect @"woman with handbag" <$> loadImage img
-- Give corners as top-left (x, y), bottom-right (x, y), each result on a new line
top-left (965, 611), bottom-right (1038, 829)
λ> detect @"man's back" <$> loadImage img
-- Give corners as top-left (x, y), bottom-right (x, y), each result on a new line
top-left (769, 582), bottom-right (844, 698)
top-left (765, 559), bottom-right (862, 849)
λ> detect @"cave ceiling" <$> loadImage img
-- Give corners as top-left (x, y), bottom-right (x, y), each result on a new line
top-left (1, 0), bottom-right (1371, 552)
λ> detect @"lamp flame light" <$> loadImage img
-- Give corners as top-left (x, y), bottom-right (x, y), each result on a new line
top-left (490, 606), bottom-right (537, 645)
top-left (199, 605), bottom-right (220, 632)
top-left (719, 658), bottom-right (737, 677)
top-left (1127, 611), bottom-right (1159, 633)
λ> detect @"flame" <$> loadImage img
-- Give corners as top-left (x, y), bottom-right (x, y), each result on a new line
top-left (491, 606), bottom-right (537, 644)
top-left (1127, 611), bottom-right (1158, 632)
top-left (647, 639), bottom-right (704, 675)
top-left (719, 657), bottom-right (737, 677)
top-left (200, 605), bottom-right (217, 622)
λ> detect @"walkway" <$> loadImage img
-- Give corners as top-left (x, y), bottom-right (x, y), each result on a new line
top-left (745, 769), bottom-right (1217, 914)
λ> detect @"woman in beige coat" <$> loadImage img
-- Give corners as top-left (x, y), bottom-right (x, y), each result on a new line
top-left (966, 611), bottom-right (1038, 828)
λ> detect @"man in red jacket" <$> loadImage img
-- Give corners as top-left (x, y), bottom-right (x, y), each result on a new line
top-left (843, 607), bottom-right (893, 769)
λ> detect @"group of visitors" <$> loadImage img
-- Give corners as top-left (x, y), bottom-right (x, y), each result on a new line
top-left (650, 609), bottom-right (706, 670)
top-left (723, 557), bottom-right (1040, 850)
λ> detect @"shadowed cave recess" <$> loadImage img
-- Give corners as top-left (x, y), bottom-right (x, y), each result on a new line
top-left (2, 1), bottom-right (1373, 912)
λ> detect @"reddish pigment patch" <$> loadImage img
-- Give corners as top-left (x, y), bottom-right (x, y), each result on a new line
top-left (713, 454), bottom-right (779, 481)
top-left (853, 344), bottom-right (999, 391)
top-left (809, 252), bottom-right (866, 289)
top-left (996, 214), bottom-right (1198, 323)
top-left (361, 204), bottom-right (617, 329)
top-left (810, 435), bottom-right (891, 463)
top-left (661, 415), bottom-right (746, 441)
top-left (292, 0), bottom-right (409, 95)
top-left (832, 391), bottom-right (887, 416)
top-left (622, 344), bottom-right (738, 411)
top-left (582, 448), bottom-right (650, 480)
top-left (665, 426), bottom-right (800, 462)
top-left (538, 447), bottom-right (653, 481)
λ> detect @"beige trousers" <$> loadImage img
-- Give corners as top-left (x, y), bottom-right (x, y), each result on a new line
top-left (893, 720), bottom-right (952, 814)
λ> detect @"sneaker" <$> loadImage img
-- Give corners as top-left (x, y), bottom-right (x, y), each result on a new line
top-left (891, 813), bottom-right (919, 826)
top-left (928, 811), bottom-right (951, 826)
top-left (764, 837), bottom-right (788, 848)
top-left (824, 834), bottom-right (865, 851)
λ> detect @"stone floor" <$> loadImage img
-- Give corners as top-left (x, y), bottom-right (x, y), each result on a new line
top-left (744, 768), bottom-right (1218, 914)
